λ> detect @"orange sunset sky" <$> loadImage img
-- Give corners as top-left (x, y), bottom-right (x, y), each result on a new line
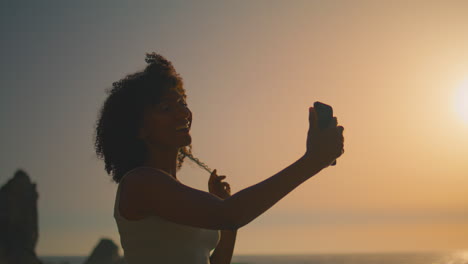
top-left (1, 0), bottom-right (467, 256)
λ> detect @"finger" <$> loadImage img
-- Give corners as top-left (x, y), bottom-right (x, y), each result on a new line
top-left (336, 126), bottom-right (344, 137)
top-left (209, 169), bottom-right (217, 183)
top-left (217, 175), bottom-right (227, 181)
top-left (309, 107), bottom-right (318, 133)
top-left (328, 117), bottom-right (338, 128)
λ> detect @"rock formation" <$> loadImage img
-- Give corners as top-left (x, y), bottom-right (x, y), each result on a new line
top-left (0, 169), bottom-right (43, 264)
top-left (0, 169), bottom-right (127, 264)
top-left (83, 238), bottom-right (125, 264)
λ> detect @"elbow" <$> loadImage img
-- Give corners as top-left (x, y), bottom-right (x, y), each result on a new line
top-left (222, 221), bottom-right (241, 231)
top-left (220, 220), bottom-right (242, 231)
top-left (219, 199), bottom-right (244, 231)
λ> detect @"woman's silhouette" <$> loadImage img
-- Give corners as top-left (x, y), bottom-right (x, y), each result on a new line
top-left (93, 52), bottom-right (344, 264)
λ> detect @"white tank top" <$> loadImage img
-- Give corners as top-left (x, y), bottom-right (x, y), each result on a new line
top-left (113, 166), bottom-right (221, 264)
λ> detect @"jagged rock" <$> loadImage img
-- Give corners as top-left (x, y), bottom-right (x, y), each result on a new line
top-left (83, 238), bottom-right (124, 264)
top-left (0, 169), bottom-right (43, 264)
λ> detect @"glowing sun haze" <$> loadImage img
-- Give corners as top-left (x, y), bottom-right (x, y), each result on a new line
top-left (454, 79), bottom-right (468, 124)
top-left (1, 0), bottom-right (467, 256)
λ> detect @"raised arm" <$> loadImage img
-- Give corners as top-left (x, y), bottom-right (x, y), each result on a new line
top-left (222, 155), bottom-right (323, 230)
top-left (123, 155), bottom-right (325, 231)
top-left (124, 107), bottom-right (344, 230)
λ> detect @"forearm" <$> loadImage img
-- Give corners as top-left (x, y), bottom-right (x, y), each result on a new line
top-left (210, 229), bottom-right (237, 264)
top-left (223, 155), bottom-right (324, 230)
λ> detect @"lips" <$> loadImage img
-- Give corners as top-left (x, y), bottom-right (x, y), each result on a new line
top-left (176, 121), bottom-right (191, 131)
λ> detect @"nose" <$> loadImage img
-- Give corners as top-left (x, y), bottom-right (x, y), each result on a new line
top-left (177, 105), bottom-right (191, 123)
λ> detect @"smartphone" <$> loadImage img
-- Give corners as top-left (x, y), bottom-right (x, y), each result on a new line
top-left (313, 101), bottom-right (337, 166)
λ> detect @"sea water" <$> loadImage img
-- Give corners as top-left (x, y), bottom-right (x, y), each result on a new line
top-left (39, 251), bottom-right (468, 264)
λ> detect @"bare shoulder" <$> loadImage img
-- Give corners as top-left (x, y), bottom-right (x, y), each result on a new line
top-left (119, 167), bottom-right (174, 219)
top-left (121, 167), bottom-right (176, 199)
top-left (120, 167), bottom-right (229, 229)
top-left (123, 167), bottom-right (171, 182)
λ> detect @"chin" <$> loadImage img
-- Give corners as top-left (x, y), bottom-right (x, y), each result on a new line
top-left (178, 137), bottom-right (192, 147)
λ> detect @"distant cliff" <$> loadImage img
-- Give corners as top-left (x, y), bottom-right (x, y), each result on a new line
top-left (0, 169), bottom-right (42, 264)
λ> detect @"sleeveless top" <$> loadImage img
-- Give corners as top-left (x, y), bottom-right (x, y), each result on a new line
top-left (113, 166), bottom-right (221, 264)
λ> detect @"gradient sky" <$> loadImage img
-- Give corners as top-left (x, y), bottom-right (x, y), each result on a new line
top-left (1, 0), bottom-right (468, 257)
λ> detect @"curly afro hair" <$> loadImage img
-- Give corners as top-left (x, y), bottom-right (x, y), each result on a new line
top-left (93, 52), bottom-right (209, 184)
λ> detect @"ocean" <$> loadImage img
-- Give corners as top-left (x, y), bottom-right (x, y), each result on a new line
top-left (39, 251), bottom-right (468, 264)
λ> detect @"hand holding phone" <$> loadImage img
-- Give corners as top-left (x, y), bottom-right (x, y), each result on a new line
top-left (305, 101), bottom-right (344, 167)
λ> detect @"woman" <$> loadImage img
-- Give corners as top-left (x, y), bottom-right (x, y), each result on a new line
top-left (93, 52), bottom-right (344, 264)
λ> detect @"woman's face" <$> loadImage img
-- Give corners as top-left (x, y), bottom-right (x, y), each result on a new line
top-left (138, 90), bottom-right (192, 150)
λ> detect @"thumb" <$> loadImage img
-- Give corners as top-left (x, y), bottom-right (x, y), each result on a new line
top-left (210, 169), bottom-right (217, 177)
top-left (309, 107), bottom-right (318, 132)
